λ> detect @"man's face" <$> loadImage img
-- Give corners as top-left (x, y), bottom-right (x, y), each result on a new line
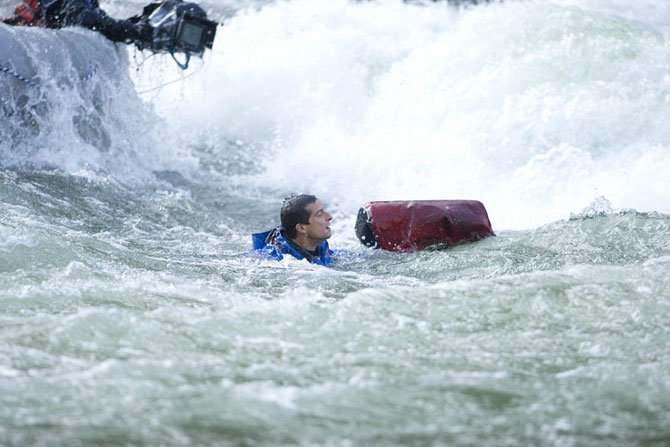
top-left (302, 200), bottom-right (332, 242)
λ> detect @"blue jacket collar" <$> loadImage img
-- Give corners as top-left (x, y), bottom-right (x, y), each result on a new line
top-left (252, 227), bottom-right (332, 266)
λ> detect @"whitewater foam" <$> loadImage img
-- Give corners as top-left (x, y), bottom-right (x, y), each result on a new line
top-left (133, 0), bottom-right (670, 229)
top-left (3, 0), bottom-right (669, 229)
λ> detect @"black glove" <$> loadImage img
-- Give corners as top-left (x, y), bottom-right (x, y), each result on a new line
top-left (133, 21), bottom-right (153, 46)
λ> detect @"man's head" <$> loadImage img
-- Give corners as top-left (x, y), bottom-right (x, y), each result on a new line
top-left (3, 0), bottom-right (100, 27)
top-left (4, 0), bottom-right (43, 26)
top-left (281, 194), bottom-right (332, 250)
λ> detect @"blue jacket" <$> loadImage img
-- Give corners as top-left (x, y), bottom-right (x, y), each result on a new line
top-left (252, 227), bottom-right (333, 266)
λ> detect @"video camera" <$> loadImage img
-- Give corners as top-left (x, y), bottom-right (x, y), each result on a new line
top-left (134, 0), bottom-right (217, 68)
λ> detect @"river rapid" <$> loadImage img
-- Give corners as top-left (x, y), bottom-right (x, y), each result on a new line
top-left (1, 0), bottom-right (670, 445)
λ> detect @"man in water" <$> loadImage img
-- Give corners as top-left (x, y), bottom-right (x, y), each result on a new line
top-left (252, 194), bottom-right (334, 266)
top-left (1, 0), bottom-right (151, 44)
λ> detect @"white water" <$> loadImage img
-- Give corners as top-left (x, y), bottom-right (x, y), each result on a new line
top-left (130, 0), bottom-right (670, 230)
top-left (3, 0), bottom-right (669, 229)
top-left (2, 2), bottom-right (670, 446)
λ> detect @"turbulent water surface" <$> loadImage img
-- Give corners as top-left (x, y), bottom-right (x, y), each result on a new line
top-left (1, 0), bottom-right (670, 445)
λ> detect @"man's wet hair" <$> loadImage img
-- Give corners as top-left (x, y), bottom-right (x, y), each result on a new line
top-left (281, 194), bottom-right (318, 239)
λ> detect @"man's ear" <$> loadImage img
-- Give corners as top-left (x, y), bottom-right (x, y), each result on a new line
top-left (295, 223), bottom-right (307, 235)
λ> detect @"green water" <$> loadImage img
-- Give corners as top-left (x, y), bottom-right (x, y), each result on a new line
top-left (2, 169), bottom-right (669, 446)
top-left (2, 0), bottom-right (670, 444)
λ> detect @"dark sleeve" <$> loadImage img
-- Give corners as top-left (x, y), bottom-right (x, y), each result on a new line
top-left (60, 0), bottom-right (149, 43)
top-left (2, 16), bottom-right (19, 25)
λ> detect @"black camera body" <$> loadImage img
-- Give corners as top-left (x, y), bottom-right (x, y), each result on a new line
top-left (136, 0), bottom-right (217, 56)
top-left (173, 11), bottom-right (216, 54)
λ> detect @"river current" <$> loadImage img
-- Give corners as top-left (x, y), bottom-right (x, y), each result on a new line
top-left (1, 0), bottom-right (669, 445)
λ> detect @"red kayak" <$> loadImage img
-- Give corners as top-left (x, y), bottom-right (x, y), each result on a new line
top-left (355, 200), bottom-right (495, 253)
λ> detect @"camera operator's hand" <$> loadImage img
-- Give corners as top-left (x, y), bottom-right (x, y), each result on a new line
top-left (133, 21), bottom-right (153, 46)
